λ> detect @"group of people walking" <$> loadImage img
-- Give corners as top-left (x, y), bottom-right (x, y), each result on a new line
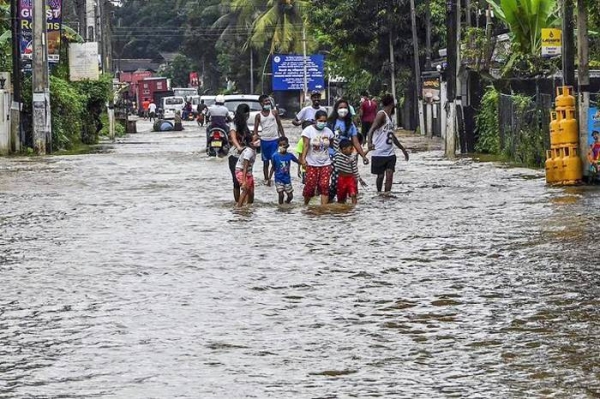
top-left (226, 91), bottom-right (410, 207)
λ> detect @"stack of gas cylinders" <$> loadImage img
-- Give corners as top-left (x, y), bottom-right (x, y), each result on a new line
top-left (545, 86), bottom-right (583, 185)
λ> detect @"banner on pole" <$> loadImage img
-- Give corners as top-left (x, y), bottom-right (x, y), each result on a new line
top-left (272, 54), bottom-right (324, 91)
top-left (19, 0), bottom-right (62, 64)
top-left (69, 42), bottom-right (99, 81)
top-left (541, 28), bottom-right (561, 58)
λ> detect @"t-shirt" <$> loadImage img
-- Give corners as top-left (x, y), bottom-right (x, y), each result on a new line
top-left (329, 119), bottom-right (357, 157)
top-left (235, 147), bottom-right (256, 173)
top-left (296, 106), bottom-right (327, 123)
top-left (360, 99), bottom-right (378, 123)
top-left (272, 152), bottom-right (298, 184)
top-left (142, 101), bottom-right (150, 111)
top-left (301, 125), bottom-right (334, 167)
top-left (295, 140), bottom-right (306, 173)
top-left (149, 103), bottom-right (157, 113)
top-left (228, 122), bottom-right (250, 157)
top-left (371, 110), bottom-right (396, 158)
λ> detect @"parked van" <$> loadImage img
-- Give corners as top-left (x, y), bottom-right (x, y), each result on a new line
top-left (161, 96), bottom-right (185, 119)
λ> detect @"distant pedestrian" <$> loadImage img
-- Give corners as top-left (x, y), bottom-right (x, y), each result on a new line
top-left (254, 94), bottom-right (285, 186)
top-left (174, 111), bottom-right (183, 131)
top-left (367, 94), bottom-right (409, 193)
top-left (293, 91), bottom-right (327, 129)
top-left (359, 91), bottom-right (378, 145)
top-left (269, 137), bottom-right (299, 204)
top-left (299, 110), bottom-right (335, 205)
top-left (197, 100), bottom-right (207, 126)
top-left (142, 98), bottom-right (150, 120)
top-left (148, 100), bottom-right (157, 122)
top-left (235, 133), bottom-right (261, 207)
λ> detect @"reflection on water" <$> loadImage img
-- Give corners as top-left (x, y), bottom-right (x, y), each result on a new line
top-left (1, 123), bottom-right (600, 398)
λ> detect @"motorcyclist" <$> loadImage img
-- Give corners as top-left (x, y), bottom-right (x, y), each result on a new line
top-left (206, 94), bottom-right (232, 148)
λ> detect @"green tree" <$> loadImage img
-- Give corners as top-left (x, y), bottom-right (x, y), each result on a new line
top-left (486, 0), bottom-right (558, 55)
top-left (249, 0), bottom-right (309, 54)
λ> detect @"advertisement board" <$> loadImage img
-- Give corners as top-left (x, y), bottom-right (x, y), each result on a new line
top-left (272, 54), bottom-right (324, 91)
top-left (19, 0), bottom-right (62, 63)
top-left (588, 107), bottom-right (600, 172)
top-left (541, 28), bottom-right (561, 58)
top-left (69, 42), bottom-right (99, 81)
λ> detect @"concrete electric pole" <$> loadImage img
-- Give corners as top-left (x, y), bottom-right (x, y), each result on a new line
top-left (32, 0), bottom-right (50, 154)
top-left (445, 0), bottom-right (458, 158)
top-left (577, 0), bottom-right (590, 177)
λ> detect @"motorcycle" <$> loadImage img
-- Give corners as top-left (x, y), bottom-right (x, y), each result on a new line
top-left (206, 126), bottom-right (230, 158)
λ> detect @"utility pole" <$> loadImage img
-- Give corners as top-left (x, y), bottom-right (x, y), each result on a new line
top-left (410, 0), bottom-right (425, 135)
top-left (86, 0), bottom-right (95, 41)
top-left (250, 49), bottom-right (254, 93)
top-left (302, 24), bottom-right (308, 104)
top-left (425, 0), bottom-right (432, 69)
top-left (388, 31), bottom-right (396, 101)
top-left (445, 0), bottom-right (458, 158)
top-left (577, 0), bottom-right (590, 177)
top-left (562, 0), bottom-right (575, 86)
top-left (10, 0), bottom-right (22, 152)
top-left (32, 0), bottom-right (50, 154)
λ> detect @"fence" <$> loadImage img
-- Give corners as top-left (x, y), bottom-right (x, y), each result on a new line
top-left (497, 93), bottom-right (553, 167)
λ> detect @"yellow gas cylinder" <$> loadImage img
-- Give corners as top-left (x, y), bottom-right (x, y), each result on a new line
top-left (556, 86), bottom-right (576, 108)
top-left (563, 146), bottom-right (583, 182)
top-left (553, 147), bottom-right (564, 183)
top-left (559, 108), bottom-right (578, 145)
top-left (549, 111), bottom-right (560, 148)
top-left (545, 150), bottom-right (556, 183)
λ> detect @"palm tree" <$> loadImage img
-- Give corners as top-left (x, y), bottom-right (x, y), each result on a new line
top-left (249, 0), bottom-right (309, 54)
top-left (211, 0), bottom-right (264, 46)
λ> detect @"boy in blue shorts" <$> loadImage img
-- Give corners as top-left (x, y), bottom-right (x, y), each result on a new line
top-left (269, 137), bottom-right (300, 204)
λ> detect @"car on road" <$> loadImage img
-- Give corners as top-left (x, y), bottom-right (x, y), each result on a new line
top-left (161, 96), bottom-right (185, 120)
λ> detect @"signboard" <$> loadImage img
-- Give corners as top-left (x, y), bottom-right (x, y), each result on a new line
top-left (422, 75), bottom-right (440, 102)
top-left (541, 28), bottom-right (561, 57)
top-left (587, 107), bottom-right (600, 172)
top-left (20, 0), bottom-right (62, 64)
top-left (189, 72), bottom-right (199, 88)
top-left (69, 42), bottom-right (99, 81)
top-left (272, 54), bottom-right (324, 91)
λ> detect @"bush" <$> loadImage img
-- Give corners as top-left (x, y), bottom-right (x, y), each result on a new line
top-left (474, 87), bottom-right (500, 154)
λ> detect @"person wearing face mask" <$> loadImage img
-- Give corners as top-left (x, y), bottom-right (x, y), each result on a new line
top-left (293, 91), bottom-right (327, 129)
top-left (228, 103), bottom-right (253, 203)
top-left (367, 94), bottom-right (410, 193)
top-left (327, 99), bottom-right (370, 201)
top-left (299, 110), bottom-right (335, 205)
top-left (255, 94), bottom-right (286, 186)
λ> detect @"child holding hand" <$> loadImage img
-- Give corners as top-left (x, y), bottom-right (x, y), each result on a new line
top-left (269, 137), bottom-right (300, 204)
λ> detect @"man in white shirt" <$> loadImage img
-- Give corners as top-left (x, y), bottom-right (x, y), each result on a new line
top-left (293, 91), bottom-right (327, 129)
top-left (148, 100), bottom-right (157, 122)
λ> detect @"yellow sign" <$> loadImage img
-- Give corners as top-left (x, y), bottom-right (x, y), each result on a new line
top-left (542, 28), bottom-right (562, 57)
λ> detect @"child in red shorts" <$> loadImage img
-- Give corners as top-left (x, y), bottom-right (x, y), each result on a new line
top-left (235, 134), bottom-right (261, 207)
top-left (333, 139), bottom-right (366, 204)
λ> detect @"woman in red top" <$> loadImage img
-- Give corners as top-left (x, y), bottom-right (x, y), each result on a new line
top-left (359, 91), bottom-right (378, 144)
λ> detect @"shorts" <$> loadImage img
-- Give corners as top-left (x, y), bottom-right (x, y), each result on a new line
top-left (371, 155), bottom-right (397, 175)
top-left (303, 165), bottom-right (332, 198)
top-left (149, 112), bottom-right (156, 118)
top-left (337, 174), bottom-right (357, 202)
top-left (235, 170), bottom-right (255, 190)
top-left (261, 139), bottom-right (279, 162)
top-left (229, 155), bottom-right (240, 189)
top-left (275, 182), bottom-right (293, 194)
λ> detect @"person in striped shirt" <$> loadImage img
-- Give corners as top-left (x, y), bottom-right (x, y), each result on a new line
top-left (333, 139), bottom-right (367, 204)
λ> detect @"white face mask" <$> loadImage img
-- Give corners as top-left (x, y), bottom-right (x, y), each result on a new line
top-left (338, 108), bottom-right (349, 118)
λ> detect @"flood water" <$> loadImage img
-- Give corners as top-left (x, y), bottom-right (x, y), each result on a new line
top-left (1, 120), bottom-right (599, 398)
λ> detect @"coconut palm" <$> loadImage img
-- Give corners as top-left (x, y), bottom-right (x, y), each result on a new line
top-left (249, 0), bottom-right (309, 54)
top-left (211, 0), bottom-right (264, 46)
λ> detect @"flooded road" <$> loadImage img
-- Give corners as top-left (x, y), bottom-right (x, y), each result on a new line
top-left (1, 120), bottom-right (599, 398)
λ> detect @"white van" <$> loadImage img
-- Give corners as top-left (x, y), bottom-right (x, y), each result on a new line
top-left (161, 96), bottom-right (185, 119)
